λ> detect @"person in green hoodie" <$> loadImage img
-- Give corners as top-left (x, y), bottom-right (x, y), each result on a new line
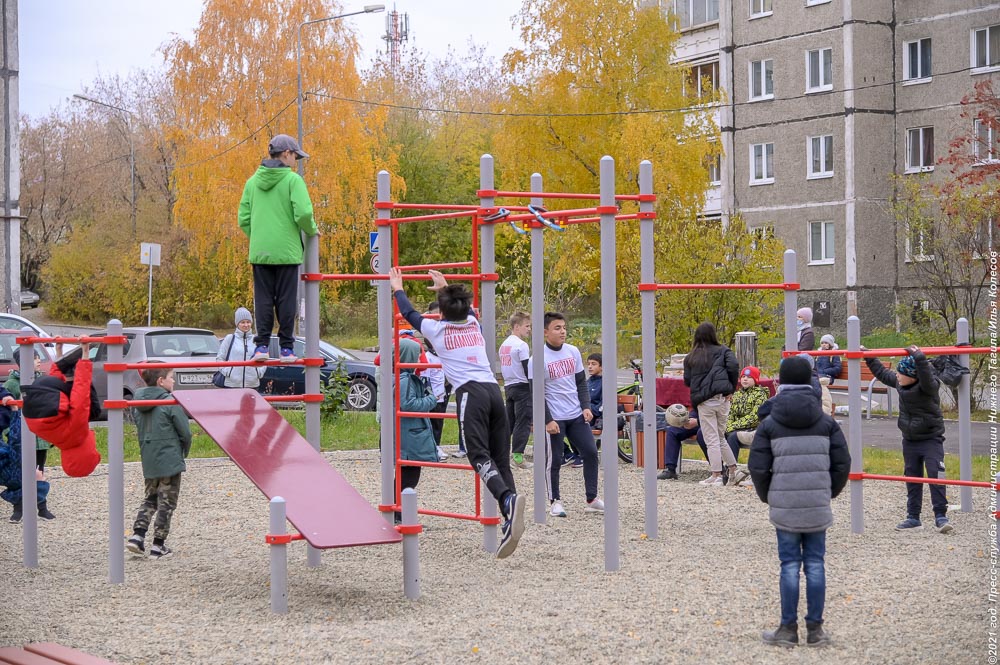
top-left (4, 349), bottom-right (52, 477)
top-left (125, 364), bottom-right (192, 559)
top-left (238, 134), bottom-right (318, 364)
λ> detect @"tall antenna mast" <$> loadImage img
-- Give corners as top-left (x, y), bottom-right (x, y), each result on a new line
top-left (382, 5), bottom-right (409, 75)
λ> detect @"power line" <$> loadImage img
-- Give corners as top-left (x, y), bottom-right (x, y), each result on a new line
top-left (172, 98), bottom-right (299, 170)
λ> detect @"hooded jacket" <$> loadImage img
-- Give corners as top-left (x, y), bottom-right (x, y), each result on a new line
top-left (238, 160), bottom-right (318, 265)
top-left (683, 344), bottom-right (739, 408)
top-left (4, 370), bottom-right (52, 451)
top-left (0, 418), bottom-right (49, 506)
top-left (748, 384), bottom-right (851, 533)
top-left (865, 349), bottom-right (944, 441)
top-left (132, 385), bottom-right (192, 479)
top-left (398, 339), bottom-right (438, 463)
top-left (217, 328), bottom-right (266, 388)
top-left (21, 360), bottom-right (101, 477)
top-left (725, 384), bottom-right (770, 433)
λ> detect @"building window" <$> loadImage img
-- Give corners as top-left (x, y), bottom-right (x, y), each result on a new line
top-left (809, 221), bottom-right (835, 264)
top-left (750, 225), bottom-right (775, 251)
top-left (750, 142), bottom-right (774, 185)
top-left (706, 153), bottom-right (721, 185)
top-left (673, 0), bottom-right (720, 30)
top-left (975, 119), bottom-right (998, 163)
top-left (972, 25), bottom-right (1000, 71)
top-left (685, 60), bottom-right (719, 99)
top-left (906, 223), bottom-right (934, 262)
top-left (903, 38), bottom-right (932, 82)
top-left (905, 127), bottom-right (935, 172)
top-left (807, 135), bottom-right (834, 179)
top-left (750, 0), bottom-right (772, 18)
top-left (749, 59), bottom-right (774, 100)
top-left (806, 48), bottom-right (833, 92)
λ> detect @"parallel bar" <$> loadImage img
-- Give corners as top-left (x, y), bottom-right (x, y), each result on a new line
top-left (402, 460), bottom-right (474, 470)
top-left (387, 210), bottom-right (477, 223)
top-left (105, 394), bottom-right (323, 408)
top-left (791, 346), bottom-right (990, 358)
top-left (397, 410), bottom-right (456, 419)
top-left (391, 203), bottom-right (480, 211)
top-left (638, 160), bottom-right (657, 539)
top-left (647, 282), bottom-right (798, 290)
top-left (15, 335), bottom-right (126, 345)
top-left (851, 473), bottom-right (995, 489)
top-left (307, 273), bottom-right (496, 282)
top-left (269, 497), bottom-right (289, 614)
top-left (106, 359), bottom-right (323, 370)
top-left (399, 261), bottom-right (474, 271)
top-left (486, 190), bottom-right (644, 201)
top-left (600, 155), bottom-right (620, 573)
top-left (417, 507), bottom-right (496, 522)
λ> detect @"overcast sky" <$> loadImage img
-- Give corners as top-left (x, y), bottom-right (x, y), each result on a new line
top-left (18, 1), bottom-right (523, 119)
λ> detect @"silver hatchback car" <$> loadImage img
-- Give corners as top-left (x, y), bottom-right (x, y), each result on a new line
top-left (88, 327), bottom-right (221, 418)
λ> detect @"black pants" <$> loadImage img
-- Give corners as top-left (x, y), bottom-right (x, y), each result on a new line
top-left (549, 416), bottom-right (599, 502)
top-left (505, 382), bottom-right (531, 455)
top-left (36, 448), bottom-right (48, 473)
top-left (903, 437), bottom-right (948, 519)
top-left (430, 397), bottom-right (449, 445)
top-left (455, 381), bottom-right (515, 505)
top-left (252, 263), bottom-right (299, 350)
top-left (393, 466), bottom-right (422, 522)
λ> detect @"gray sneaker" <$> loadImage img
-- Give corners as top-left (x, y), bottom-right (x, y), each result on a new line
top-left (762, 623), bottom-right (798, 647)
top-left (149, 543), bottom-right (173, 559)
top-left (935, 516), bottom-right (954, 534)
top-left (895, 517), bottom-right (923, 531)
top-left (126, 535), bottom-right (145, 556)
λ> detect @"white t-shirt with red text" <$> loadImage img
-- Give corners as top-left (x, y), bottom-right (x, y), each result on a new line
top-left (499, 334), bottom-right (529, 386)
top-left (419, 316), bottom-right (497, 391)
top-left (528, 343), bottom-right (585, 421)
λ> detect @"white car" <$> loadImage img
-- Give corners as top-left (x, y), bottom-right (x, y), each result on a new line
top-left (0, 313), bottom-right (77, 356)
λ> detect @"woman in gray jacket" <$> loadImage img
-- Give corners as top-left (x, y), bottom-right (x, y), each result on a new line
top-left (217, 307), bottom-right (267, 389)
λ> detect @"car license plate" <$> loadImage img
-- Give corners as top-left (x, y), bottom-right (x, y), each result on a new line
top-left (177, 373), bottom-right (213, 385)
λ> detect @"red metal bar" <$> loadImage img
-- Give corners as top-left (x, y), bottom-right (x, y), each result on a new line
top-left (395, 524), bottom-right (423, 535)
top-left (399, 261), bottom-right (474, 272)
top-left (472, 214), bottom-right (480, 308)
top-left (304, 272), bottom-right (496, 282)
top-left (481, 190), bottom-right (644, 202)
top-left (397, 410), bottom-right (456, 419)
top-left (388, 210), bottom-right (478, 223)
top-left (639, 282), bottom-right (800, 291)
top-left (398, 362), bottom-right (443, 369)
top-left (417, 508), bottom-right (496, 523)
top-left (395, 312), bottom-right (441, 321)
top-left (265, 533), bottom-right (305, 545)
top-left (402, 460), bottom-right (471, 470)
top-left (15, 335), bottom-right (126, 345)
top-left (789, 346), bottom-right (990, 359)
top-left (103, 358), bottom-right (323, 371)
top-left (848, 472), bottom-right (997, 489)
top-left (104, 394), bottom-right (324, 409)
top-left (390, 203), bottom-right (480, 211)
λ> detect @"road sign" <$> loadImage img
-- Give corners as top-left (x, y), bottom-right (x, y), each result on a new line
top-left (370, 253), bottom-right (380, 273)
top-left (369, 231), bottom-right (379, 254)
top-left (140, 242), bottom-right (161, 266)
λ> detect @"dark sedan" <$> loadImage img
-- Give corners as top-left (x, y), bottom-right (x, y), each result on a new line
top-left (259, 336), bottom-right (377, 411)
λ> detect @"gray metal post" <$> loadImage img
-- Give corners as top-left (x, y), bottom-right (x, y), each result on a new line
top-left (529, 172), bottom-right (548, 525)
top-left (956, 318), bottom-right (972, 512)
top-left (401, 487), bottom-right (420, 599)
top-left (847, 316), bottom-right (864, 533)
top-left (377, 171), bottom-right (395, 524)
top-left (107, 319), bottom-right (125, 583)
top-left (600, 156), bottom-right (620, 573)
top-left (783, 250), bottom-right (798, 354)
top-left (479, 155), bottom-right (499, 552)
top-left (18, 328), bottom-right (38, 568)
top-left (638, 161), bottom-right (657, 540)
top-left (305, 215), bottom-right (322, 569)
top-left (269, 497), bottom-right (289, 614)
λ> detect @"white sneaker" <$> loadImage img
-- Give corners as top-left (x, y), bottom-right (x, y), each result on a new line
top-left (585, 498), bottom-right (605, 514)
top-left (437, 447), bottom-right (448, 462)
top-left (699, 475), bottom-right (724, 486)
top-left (550, 501), bottom-right (567, 518)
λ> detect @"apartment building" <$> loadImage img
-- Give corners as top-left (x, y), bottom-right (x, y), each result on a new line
top-left (663, 0), bottom-right (1000, 331)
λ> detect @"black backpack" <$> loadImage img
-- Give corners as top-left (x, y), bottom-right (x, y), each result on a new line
top-left (931, 354), bottom-right (969, 388)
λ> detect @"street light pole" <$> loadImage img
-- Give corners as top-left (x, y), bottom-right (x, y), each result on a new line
top-left (72, 94), bottom-right (137, 238)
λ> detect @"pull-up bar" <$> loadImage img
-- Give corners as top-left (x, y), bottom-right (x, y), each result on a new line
top-left (848, 472), bottom-right (997, 489)
top-left (302, 273), bottom-right (498, 282)
top-left (638, 282), bottom-right (800, 291)
top-left (15, 335), bottom-right (127, 345)
top-left (105, 394), bottom-right (325, 409)
top-left (103, 358), bottom-right (325, 371)
top-left (477, 189), bottom-right (656, 203)
top-left (787, 346), bottom-right (989, 358)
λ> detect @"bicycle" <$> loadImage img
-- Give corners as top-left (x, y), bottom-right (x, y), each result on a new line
top-left (613, 360), bottom-right (643, 464)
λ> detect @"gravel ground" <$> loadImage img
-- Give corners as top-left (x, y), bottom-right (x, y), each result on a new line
top-left (1, 449), bottom-right (991, 665)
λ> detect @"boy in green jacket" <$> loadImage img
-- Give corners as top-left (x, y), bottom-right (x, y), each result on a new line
top-left (126, 365), bottom-right (192, 559)
top-left (238, 134), bottom-right (318, 363)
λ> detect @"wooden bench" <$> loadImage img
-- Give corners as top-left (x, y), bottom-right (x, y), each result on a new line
top-left (0, 643), bottom-right (119, 664)
top-left (826, 359), bottom-right (893, 419)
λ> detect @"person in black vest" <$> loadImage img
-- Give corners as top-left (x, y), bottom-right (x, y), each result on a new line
top-left (749, 355), bottom-right (850, 648)
top-left (683, 322), bottom-right (739, 486)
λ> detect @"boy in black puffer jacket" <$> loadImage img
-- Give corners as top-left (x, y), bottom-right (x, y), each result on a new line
top-left (749, 356), bottom-right (850, 648)
top-left (864, 345), bottom-right (951, 534)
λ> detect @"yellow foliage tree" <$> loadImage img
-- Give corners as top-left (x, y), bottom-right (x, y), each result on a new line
top-left (164, 0), bottom-right (398, 307)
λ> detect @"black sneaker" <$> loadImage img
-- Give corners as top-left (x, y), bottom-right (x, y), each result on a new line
top-left (762, 623), bottom-right (798, 647)
top-left (657, 468), bottom-right (678, 480)
top-left (9, 503), bottom-right (22, 523)
top-left (806, 621), bottom-right (831, 647)
top-left (126, 535), bottom-right (145, 556)
top-left (496, 493), bottom-right (526, 560)
top-left (149, 543), bottom-right (173, 559)
top-left (37, 502), bottom-right (55, 520)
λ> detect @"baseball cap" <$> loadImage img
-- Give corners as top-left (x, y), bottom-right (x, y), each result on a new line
top-left (268, 134), bottom-right (309, 159)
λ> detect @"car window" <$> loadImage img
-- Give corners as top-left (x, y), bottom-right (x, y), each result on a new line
top-left (0, 315), bottom-right (40, 335)
top-left (145, 333), bottom-right (219, 357)
top-left (294, 340), bottom-right (306, 357)
top-left (91, 334), bottom-right (134, 361)
top-left (0, 333), bottom-right (14, 362)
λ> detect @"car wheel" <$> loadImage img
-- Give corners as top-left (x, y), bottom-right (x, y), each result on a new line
top-left (346, 377), bottom-right (376, 411)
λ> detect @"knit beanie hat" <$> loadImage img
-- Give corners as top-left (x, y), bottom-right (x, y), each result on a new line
top-left (896, 356), bottom-right (917, 378)
top-left (740, 366), bottom-right (761, 384)
top-left (779, 356), bottom-right (813, 385)
top-left (797, 307), bottom-right (813, 324)
top-left (235, 307), bottom-right (253, 326)
top-left (820, 334), bottom-right (836, 347)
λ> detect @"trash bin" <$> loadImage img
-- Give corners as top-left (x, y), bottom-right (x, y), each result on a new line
top-left (634, 409), bottom-right (668, 470)
top-left (734, 331), bottom-right (757, 370)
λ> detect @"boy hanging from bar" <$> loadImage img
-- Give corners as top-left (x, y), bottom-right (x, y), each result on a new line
top-left (388, 267), bottom-right (526, 559)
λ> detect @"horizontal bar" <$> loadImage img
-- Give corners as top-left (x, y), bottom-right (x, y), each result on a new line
top-left (304, 273), bottom-right (498, 282)
top-left (397, 362), bottom-right (443, 369)
top-left (638, 282), bottom-right (800, 291)
top-left (104, 358), bottom-right (324, 371)
top-left (849, 472), bottom-right (997, 489)
top-left (389, 203), bottom-right (480, 211)
top-left (390, 210), bottom-right (478, 223)
top-left (397, 410), bottom-right (456, 419)
top-left (265, 533), bottom-right (305, 545)
top-left (481, 190), bottom-right (646, 202)
top-left (789, 346), bottom-right (990, 359)
top-left (399, 261), bottom-right (473, 271)
top-left (104, 394), bottom-right (324, 409)
top-left (416, 508), bottom-right (501, 525)
top-left (401, 459), bottom-right (469, 469)
top-left (15, 335), bottom-right (127, 345)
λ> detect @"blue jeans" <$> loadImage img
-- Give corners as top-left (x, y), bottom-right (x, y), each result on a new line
top-left (776, 529), bottom-right (826, 625)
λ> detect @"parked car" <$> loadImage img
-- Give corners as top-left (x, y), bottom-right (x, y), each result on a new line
top-left (88, 327), bottom-right (221, 419)
top-left (20, 290), bottom-right (40, 309)
top-left (259, 336), bottom-right (377, 411)
top-left (0, 329), bottom-right (54, 382)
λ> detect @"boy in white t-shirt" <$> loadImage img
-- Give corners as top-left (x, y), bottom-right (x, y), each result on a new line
top-left (499, 311), bottom-right (532, 469)
top-left (528, 312), bottom-right (605, 518)
top-left (388, 267), bottom-right (525, 559)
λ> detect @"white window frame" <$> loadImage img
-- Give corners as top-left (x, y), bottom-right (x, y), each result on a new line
top-left (749, 59), bottom-right (774, 101)
top-left (805, 0), bottom-right (831, 5)
top-left (905, 227), bottom-right (934, 262)
top-left (749, 0), bottom-right (772, 19)
top-left (974, 119), bottom-right (998, 164)
top-left (684, 60), bottom-right (720, 100)
top-left (903, 38), bottom-right (932, 83)
top-left (808, 220), bottom-right (835, 265)
top-left (749, 142), bottom-right (775, 185)
top-left (905, 126), bottom-right (935, 173)
top-left (971, 25), bottom-right (1000, 73)
top-left (673, 0), bottom-right (720, 30)
top-left (707, 153), bottom-right (721, 185)
top-left (807, 135), bottom-right (834, 179)
top-left (806, 48), bottom-right (833, 93)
